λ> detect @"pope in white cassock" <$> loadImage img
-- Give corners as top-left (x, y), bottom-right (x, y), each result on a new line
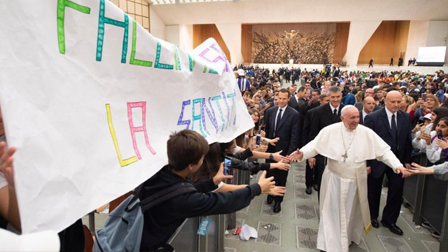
top-left (288, 105), bottom-right (410, 252)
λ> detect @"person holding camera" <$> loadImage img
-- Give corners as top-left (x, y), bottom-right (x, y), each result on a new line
top-left (412, 108), bottom-right (448, 157)
top-left (417, 117), bottom-right (448, 164)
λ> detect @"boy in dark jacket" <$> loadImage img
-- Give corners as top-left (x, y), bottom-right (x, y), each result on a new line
top-left (137, 129), bottom-right (275, 251)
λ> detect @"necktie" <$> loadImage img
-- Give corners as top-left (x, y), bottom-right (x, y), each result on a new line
top-left (275, 109), bottom-right (283, 136)
top-left (391, 114), bottom-right (397, 150)
top-left (333, 109), bottom-right (337, 115)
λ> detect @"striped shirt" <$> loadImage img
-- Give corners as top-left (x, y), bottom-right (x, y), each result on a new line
top-left (236, 77), bottom-right (250, 92)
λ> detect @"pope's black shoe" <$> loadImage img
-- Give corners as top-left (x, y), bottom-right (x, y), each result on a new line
top-left (313, 184), bottom-right (319, 191)
top-left (371, 219), bottom-right (379, 228)
top-left (273, 201), bottom-right (282, 213)
top-left (305, 187), bottom-right (313, 195)
top-left (381, 220), bottom-right (403, 235)
top-left (267, 195), bottom-right (274, 204)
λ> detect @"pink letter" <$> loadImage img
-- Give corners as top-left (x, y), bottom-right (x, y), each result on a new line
top-left (127, 102), bottom-right (156, 159)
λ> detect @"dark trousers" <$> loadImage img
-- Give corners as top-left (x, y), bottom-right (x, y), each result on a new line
top-left (368, 168), bottom-right (404, 224)
top-left (305, 160), bottom-right (314, 187)
top-left (305, 158), bottom-right (320, 188)
top-left (266, 160), bottom-right (288, 203)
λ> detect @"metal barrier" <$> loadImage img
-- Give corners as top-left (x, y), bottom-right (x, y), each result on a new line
top-left (227, 168), bottom-right (251, 230)
top-left (403, 155), bottom-right (448, 251)
top-left (169, 214), bottom-right (225, 252)
top-left (87, 164), bottom-right (254, 251)
top-left (149, 164), bottom-right (253, 251)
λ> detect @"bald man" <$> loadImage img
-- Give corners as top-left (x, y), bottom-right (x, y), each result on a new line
top-left (364, 91), bottom-right (412, 235)
top-left (354, 88), bottom-right (379, 112)
top-left (360, 97), bottom-right (375, 124)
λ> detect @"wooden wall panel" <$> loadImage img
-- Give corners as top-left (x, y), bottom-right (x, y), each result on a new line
top-left (395, 21), bottom-right (410, 60)
top-left (193, 24), bottom-right (231, 62)
top-left (241, 24), bottom-right (252, 63)
top-left (333, 22), bottom-right (350, 64)
top-left (358, 21), bottom-right (410, 65)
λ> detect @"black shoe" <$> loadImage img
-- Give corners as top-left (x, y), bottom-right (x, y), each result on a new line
top-left (313, 184), bottom-right (319, 191)
top-left (267, 196), bottom-right (274, 205)
top-left (432, 231), bottom-right (441, 239)
top-left (381, 221), bottom-right (403, 235)
top-left (403, 202), bottom-right (412, 209)
top-left (305, 187), bottom-right (312, 195)
top-left (273, 202), bottom-right (282, 213)
top-left (371, 219), bottom-right (379, 228)
top-left (421, 221), bottom-right (432, 229)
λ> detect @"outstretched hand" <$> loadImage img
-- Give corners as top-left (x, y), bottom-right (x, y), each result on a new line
top-left (272, 150), bottom-right (285, 162)
top-left (258, 171), bottom-right (276, 194)
top-left (409, 162), bottom-right (434, 175)
top-left (212, 162), bottom-right (233, 185)
top-left (266, 186), bottom-right (286, 196)
top-left (0, 142), bottom-right (16, 188)
top-left (286, 148), bottom-right (303, 162)
top-left (268, 137), bottom-right (279, 146)
top-left (395, 166), bottom-right (411, 178)
top-left (254, 144), bottom-right (268, 153)
top-left (273, 160), bottom-right (291, 171)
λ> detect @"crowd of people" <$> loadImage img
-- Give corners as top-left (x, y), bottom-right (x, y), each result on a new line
top-left (233, 64), bottom-right (448, 251)
top-left (2, 63), bottom-right (448, 251)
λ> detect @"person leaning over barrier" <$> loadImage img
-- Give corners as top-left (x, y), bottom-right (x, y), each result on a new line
top-left (137, 129), bottom-right (276, 252)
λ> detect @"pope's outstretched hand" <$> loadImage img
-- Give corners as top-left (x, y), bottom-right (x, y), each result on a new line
top-left (395, 166), bottom-right (411, 178)
top-left (287, 148), bottom-right (303, 162)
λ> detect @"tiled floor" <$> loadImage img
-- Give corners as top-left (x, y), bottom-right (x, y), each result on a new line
top-left (224, 161), bottom-right (440, 252)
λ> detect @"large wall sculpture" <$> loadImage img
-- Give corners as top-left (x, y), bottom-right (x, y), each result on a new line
top-left (251, 23), bottom-right (336, 64)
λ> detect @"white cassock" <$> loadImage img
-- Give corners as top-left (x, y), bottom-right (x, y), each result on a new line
top-left (299, 122), bottom-right (403, 252)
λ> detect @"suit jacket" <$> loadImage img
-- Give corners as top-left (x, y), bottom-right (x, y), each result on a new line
top-left (359, 110), bottom-right (372, 125)
top-left (364, 108), bottom-right (412, 177)
top-left (308, 103), bottom-right (344, 142)
top-left (359, 110), bottom-right (364, 125)
top-left (288, 95), bottom-right (306, 113)
top-left (288, 95), bottom-right (306, 147)
top-left (302, 106), bottom-right (319, 146)
top-left (264, 106), bottom-right (300, 155)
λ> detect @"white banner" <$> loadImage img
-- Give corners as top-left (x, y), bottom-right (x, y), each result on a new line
top-left (0, 0), bottom-right (253, 233)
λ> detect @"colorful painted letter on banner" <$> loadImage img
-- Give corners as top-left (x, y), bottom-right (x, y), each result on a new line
top-left (0, 0), bottom-right (253, 233)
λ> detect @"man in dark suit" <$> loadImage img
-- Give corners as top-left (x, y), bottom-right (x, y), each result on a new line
top-left (354, 88), bottom-right (380, 112)
top-left (359, 97), bottom-right (376, 125)
top-left (264, 88), bottom-right (300, 213)
top-left (288, 87), bottom-right (306, 113)
top-left (308, 86), bottom-right (344, 197)
top-left (302, 94), bottom-right (329, 194)
top-left (301, 89), bottom-right (321, 120)
top-left (289, 87), bottom-right (306, 147)
top-left (364, 91), bottom-right (412, 235)
top-left (285, 68), bottom-right (291, 83)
